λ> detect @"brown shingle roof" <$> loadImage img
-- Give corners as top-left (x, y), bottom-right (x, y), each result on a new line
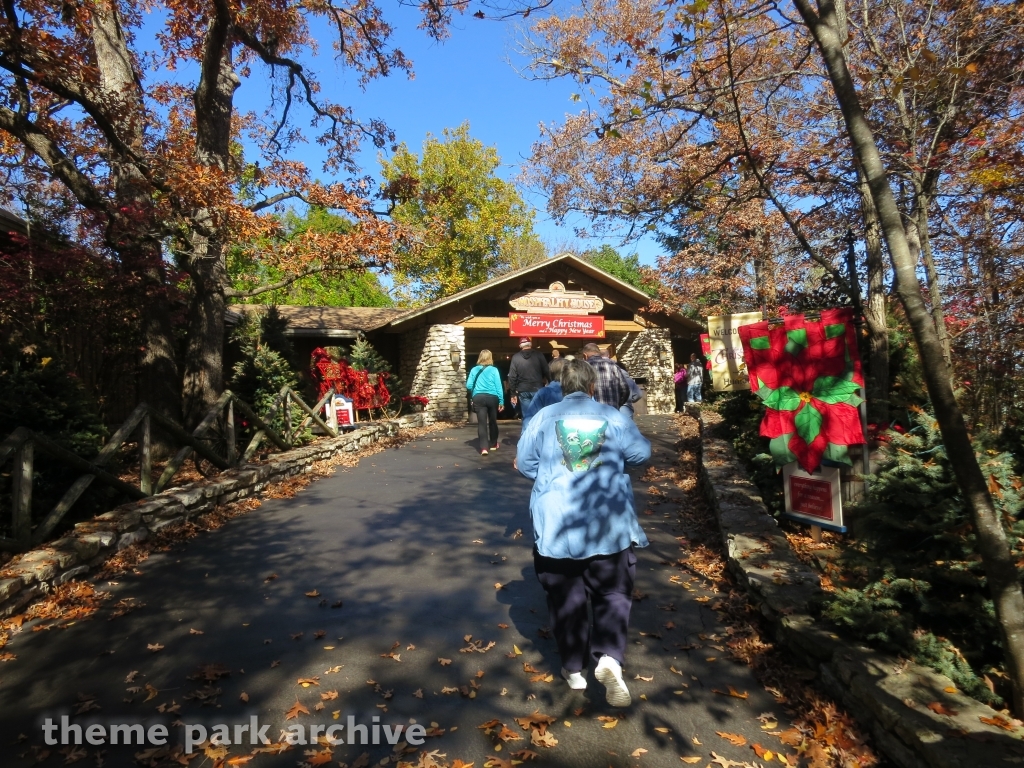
top-left (226, 304), bottom-right (405, 333)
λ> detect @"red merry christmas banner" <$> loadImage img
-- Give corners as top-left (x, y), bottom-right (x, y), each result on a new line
top-left (509, 313), bottom-right (605, 338)
top-left (737, 308), bottom-right (865, 474)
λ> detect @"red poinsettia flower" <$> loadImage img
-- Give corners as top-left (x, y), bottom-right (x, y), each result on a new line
top-left (738, 308), bottom-right (866, 473)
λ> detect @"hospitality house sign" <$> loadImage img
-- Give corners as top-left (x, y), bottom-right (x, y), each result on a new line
top-left (509, 282), bottom-right (604, 315)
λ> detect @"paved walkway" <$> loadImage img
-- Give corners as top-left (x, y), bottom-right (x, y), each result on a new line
top-left (1, 416), bottom-right (792, 768)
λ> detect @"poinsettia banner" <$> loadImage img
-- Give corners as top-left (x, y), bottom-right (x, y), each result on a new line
top-left (737, 308), bottom-right (866, 474)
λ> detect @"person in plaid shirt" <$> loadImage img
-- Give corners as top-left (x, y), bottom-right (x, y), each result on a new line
top-left (580, 343), bottom-right (634, 411)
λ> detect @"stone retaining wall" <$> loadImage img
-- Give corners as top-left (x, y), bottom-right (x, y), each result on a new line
top-left (694, 405), bottom-right (1024, 768)
top-left (0, 420), bottom-right (408, 620)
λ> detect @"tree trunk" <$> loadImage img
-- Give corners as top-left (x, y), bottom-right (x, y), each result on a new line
top-left (792, 0), bottom-right (1024, 715)
top-left (92, 0), bottom-right (181, 447)
top-left (914, 196), bottom-right (953, 370)
top-left (180, 17), bottom-right (239, 427)
top-left (858, 171), bottom-right (889, 426)
top-left (182, 234), bottom-right (226, 427)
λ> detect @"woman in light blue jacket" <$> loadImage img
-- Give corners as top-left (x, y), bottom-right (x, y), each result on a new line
top-left (466, 349), bottom-right (504, 455)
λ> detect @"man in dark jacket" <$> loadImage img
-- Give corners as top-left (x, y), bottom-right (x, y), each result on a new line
top-left (508, 338), bottom-right (550, 419)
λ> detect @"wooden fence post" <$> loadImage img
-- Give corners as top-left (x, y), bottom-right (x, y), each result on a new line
top-left (140, 412), bottom-right (152, 495)
top-left (225, 399), bottom-right (237, 465)
top-left (12, 440), bottom-right (33, 546)
top-left (284, 391), bottom-right (292, 445)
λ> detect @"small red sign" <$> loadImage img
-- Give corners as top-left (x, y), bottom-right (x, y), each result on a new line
top-left (509, 313), bottom-right (605, 338)
top-left (788, 475), bottom-right (835, 521)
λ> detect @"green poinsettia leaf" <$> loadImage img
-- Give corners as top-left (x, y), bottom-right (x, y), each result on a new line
top-left (812, 375), bottom-right (861, 404)
top-left (825, 323), bottom-right (846, 339)
top-left (794, 402), bottom-right (823, 444)
top-left (749, 335), bottom-right (771, 350)
top-left (764, 386), bottom-right (802, 411)
top-left (769, 434), bottom-right (797, 466)
top-left (784, 328), bottom-right (808, 356)
top-left (823, 442), bottom-right (852, 465)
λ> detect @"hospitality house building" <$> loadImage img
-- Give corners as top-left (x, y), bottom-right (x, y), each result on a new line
top-left (227, 253), bottom-right (704, 420)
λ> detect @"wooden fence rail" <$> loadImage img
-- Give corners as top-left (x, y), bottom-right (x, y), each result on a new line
top-left (0, 386), bottom-right (353, 553)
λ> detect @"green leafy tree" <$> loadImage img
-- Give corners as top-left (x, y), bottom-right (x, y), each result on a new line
top-left (229, 208), bottom-right (393, 308)
top-left (581, 245), bottom-right (658, 296)
top-left (381, 123), bottom-right (541, 302)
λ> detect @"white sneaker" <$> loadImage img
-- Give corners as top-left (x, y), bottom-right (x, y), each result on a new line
top-left (561, 668), bottom-right (587, 690)
top-left (594, 655), bottom-right (631, 707)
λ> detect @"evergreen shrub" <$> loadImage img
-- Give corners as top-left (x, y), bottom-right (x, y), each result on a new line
top-left (822, 410), bottom-right (1022, 706)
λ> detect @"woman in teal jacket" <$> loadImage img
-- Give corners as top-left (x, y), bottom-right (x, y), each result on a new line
top-left (466, 349), bottom-right (504, 455)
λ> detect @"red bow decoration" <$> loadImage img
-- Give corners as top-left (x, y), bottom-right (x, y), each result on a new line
top-left (737, 308), bottom-right (866, 473)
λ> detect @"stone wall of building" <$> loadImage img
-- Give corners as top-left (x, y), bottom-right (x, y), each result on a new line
top-left (618, 328), bottom-right (675, 414)
top-left (401, 324), bottom-right (467, 422)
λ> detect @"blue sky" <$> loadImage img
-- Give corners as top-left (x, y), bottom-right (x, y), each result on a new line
top-left (230, 5), bottom-right (664, 266)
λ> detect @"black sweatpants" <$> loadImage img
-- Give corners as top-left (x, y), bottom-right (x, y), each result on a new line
top-left (472, 393), bottom-right (499, 450)
top-left (533, 547), bottom-right (636, 672)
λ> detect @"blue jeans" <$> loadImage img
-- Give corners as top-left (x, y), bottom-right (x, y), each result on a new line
top-left (686, 383), bottom-right (702, 402)
top-left (516, 391), bottom-right (536, 419)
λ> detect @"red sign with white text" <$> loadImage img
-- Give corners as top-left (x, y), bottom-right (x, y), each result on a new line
top-left (509, 313), bottom-right (605, 338)
top-left (788, 475), bottom-right (835, 520)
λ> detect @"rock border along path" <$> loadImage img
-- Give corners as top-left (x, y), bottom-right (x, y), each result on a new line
top-left (0, 416), bottom-right (431, 622)
top-left (694, 404), bottom-right (1024, 768)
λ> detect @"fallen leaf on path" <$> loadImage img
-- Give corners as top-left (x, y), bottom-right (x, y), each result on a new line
top-left (264, 574), bottom-right (278, 582)
top-left (324, 665), bottom-right (343, 674)
top-left (980, 715), bottom-right (1016, 730)
top-left (147, 643), bottom-right (164, 652)
top-left (494, 583), bottom-right (505, 590)
top-left (709, 753), bottom-right (746, 768)
top-left (124, 671), bottom-right (139, 683)
top-left (927, 701), bottom-right (959, 717)
top-left (943, 686), bottom-right (957, 694)
top-left (654, 727), bottom-right (669, 733)
top-left (313, 630), bottom-right (326, 639)
top-left (189, 628), bottom-right (204, 635)
top-left (297, 677), bottom-right (320, 687)
top-left (752, 743), bottom-right (775, 761)
top-left (635, 674), bottom-right (653, 682)
top-left (601, 719), bottom-right (618, 729)
top-left (631, 748), bottom-right (648, 757)
top-left (680, 758), bottom-right (701, 764)
top-left (144, 684), bottom-right (159, 702)
top-left (716, 731), bottom-right (746, 746)
top-left (304, 748), bottom-right (333, 767)
top-left (438, 658), bottom-right (452, 666)
top-left (484, 757), bottom-right (512, 768)
top-left (441, 686), bottom-right (459, 694)
top-left (510, 749), bottom-right (539, 761)
top-left (321, 690), bottom-right (338, 701)
top-left (531, 730), bottom-right (558, 747)
top-left (413, 688), bottom-right (424, 698)
top-left (712, 686), bottom-right (748, 700)
top-left (497, 725), bottom-right (522, 742)
top-left (305, 590), bottom-right (320, 598)
top-left (285, 700), bottom-right (309, 720)
top-left (669, 666), bottom-right (683, 675)
top-left (529, 673), bottom-right (554, 683)
top-left (331, 600), bottom-right (344, 609)
top-left (239, 692), bottom-right (249, 703)
top-left (497, 623), bottom-right (508, 629)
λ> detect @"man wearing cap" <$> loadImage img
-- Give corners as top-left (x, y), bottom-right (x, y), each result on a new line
top-left (508, 338), bottom-right (550, 420)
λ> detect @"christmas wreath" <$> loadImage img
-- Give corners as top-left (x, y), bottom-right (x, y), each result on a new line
top-left (737, 308), bottom-right (866, 474)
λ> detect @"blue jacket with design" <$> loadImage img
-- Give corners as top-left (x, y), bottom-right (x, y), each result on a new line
top-left (516, 391), bottom-right (651, 559)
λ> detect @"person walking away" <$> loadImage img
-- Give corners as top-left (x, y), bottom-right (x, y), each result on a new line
top-left (516, 359), bottom-right (651, 707)
top-left (508, 338), bottom-right (550, 420)
top-left (466, 349), bottom-right (504, 455)
top-left (673, 363), bottom-right (686, 412)
top-left (522, 358), bottom-right (565, 431)
top-left (685, 353), bottom-right (704, 403)
top-left (580, 343), bottom-right (636, 417)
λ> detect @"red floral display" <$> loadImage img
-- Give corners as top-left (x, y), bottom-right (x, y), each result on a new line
top-left (310, 347), bottom-right (392, 411)
top-left (737, 308), bottom-right (866, 474)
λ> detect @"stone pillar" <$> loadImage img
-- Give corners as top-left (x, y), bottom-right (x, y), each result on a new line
top-left (618, 328), bottom-right (675, 414)
top-left (402, 324), bottom-right (467, 422)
